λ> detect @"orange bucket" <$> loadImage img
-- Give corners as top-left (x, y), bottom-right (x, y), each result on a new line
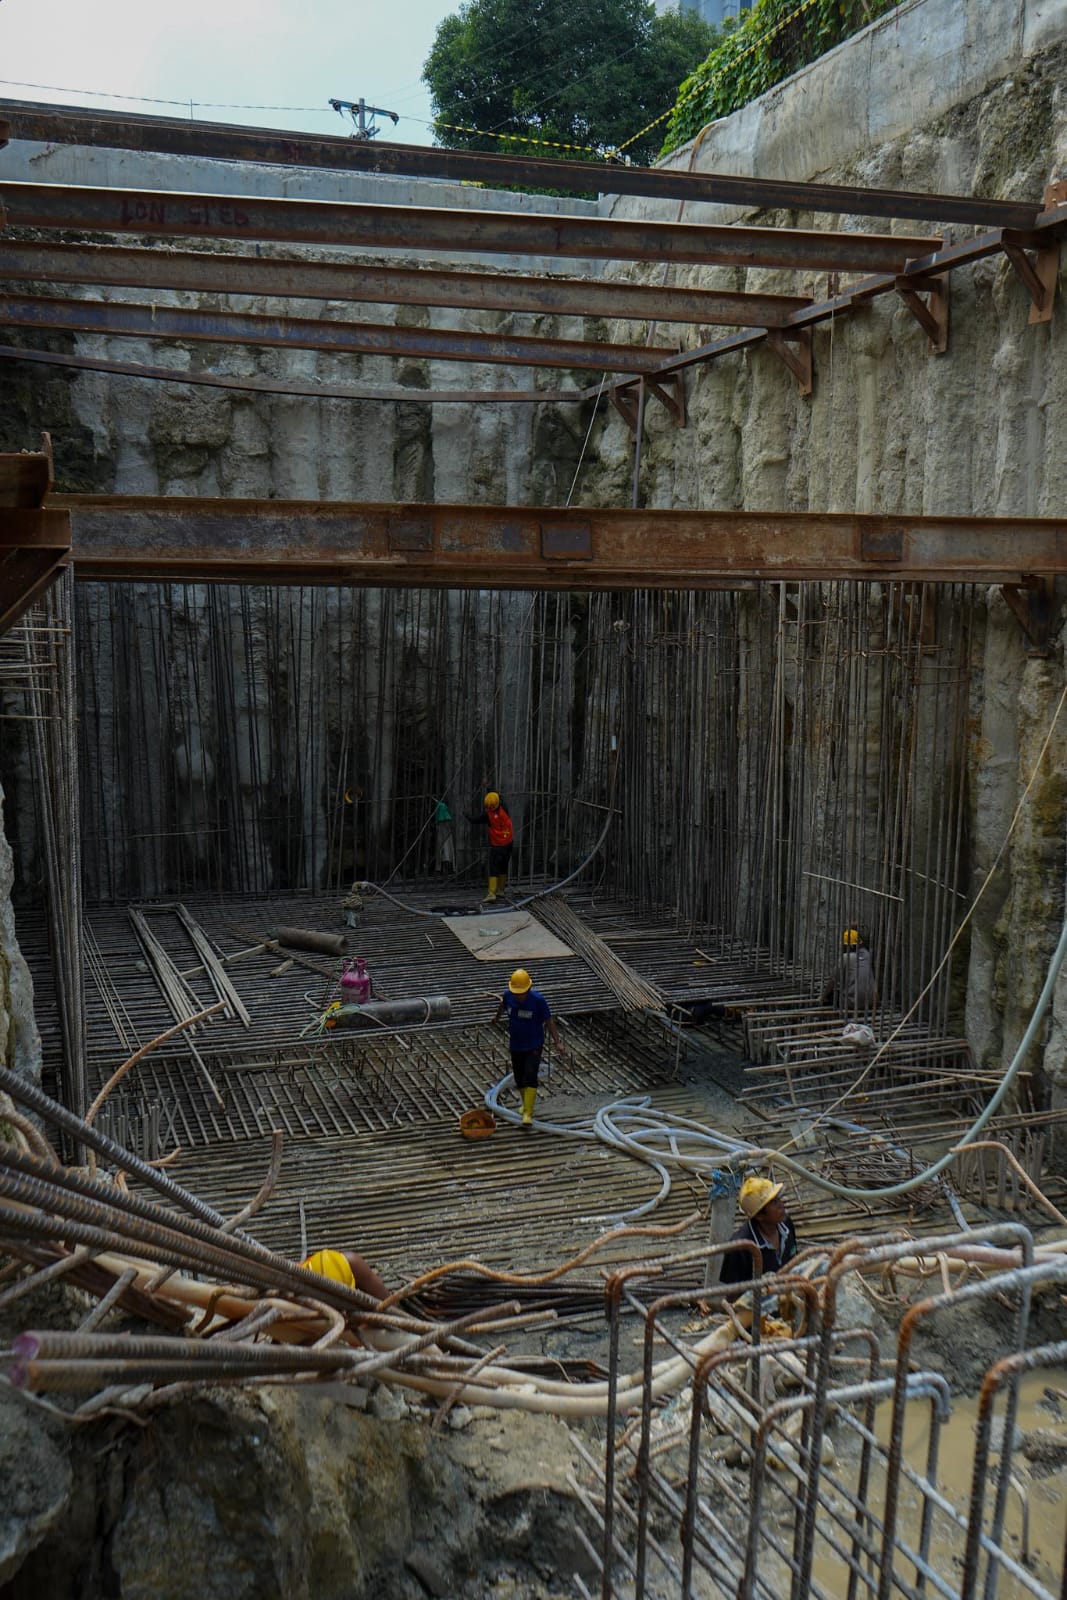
top-left (459, 1107), bottom-right (497, 1139)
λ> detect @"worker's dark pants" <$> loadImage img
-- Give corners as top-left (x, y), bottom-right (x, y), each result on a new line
top-left (510, 1048), bottom-right (543, 1089)
top-left (488, 843), bottom-right (513, 876)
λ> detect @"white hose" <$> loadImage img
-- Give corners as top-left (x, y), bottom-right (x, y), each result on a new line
top-left (482, 904), bottom-right (1067, 1221)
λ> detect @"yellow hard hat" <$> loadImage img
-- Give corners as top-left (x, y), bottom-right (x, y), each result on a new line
top-left (739, 1176), bottom-right (784, 1219)
top-left (842, 927), bottom-right (860, 948)
top-left (484, 791), bottom-right (500, 809)
top-left (508, 968), bottom-right (532, 995)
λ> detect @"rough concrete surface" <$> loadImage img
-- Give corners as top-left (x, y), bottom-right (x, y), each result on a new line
top-left (0, 781), bottom-right (41, 1087)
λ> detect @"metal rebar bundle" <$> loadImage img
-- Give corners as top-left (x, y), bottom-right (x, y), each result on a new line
top-left (534, 893), bottom-right (664, 1012)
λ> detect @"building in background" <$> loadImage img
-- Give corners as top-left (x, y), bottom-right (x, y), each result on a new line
top-left (654, 0), bottom-right (753, 22)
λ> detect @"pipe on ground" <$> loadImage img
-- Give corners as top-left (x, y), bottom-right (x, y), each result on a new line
top-left (331, 996), bottom-right (451, 1028)
top-left (274, 926), bottom-right (346, 955)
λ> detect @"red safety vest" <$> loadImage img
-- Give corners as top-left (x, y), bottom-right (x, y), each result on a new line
top-left (487, 806), bottom-right (513, 846)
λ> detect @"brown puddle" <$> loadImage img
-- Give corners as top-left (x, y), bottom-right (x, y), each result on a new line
top-left (807, 1371), bottom-right (1067, 1598)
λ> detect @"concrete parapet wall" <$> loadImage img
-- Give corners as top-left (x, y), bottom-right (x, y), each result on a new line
top-left (2, 139), bottom-right (599, 218)
top-left (610, 0), bottom-right (1067, 222)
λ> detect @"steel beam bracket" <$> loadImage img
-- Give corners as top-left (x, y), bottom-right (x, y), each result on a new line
top-left (387, 514), bottom-right (433, 553)
top-left (611, 373), bottom-right (685, 431)
top-left (765, 328), bottom-right (812, 396)
top-left (0, 507), bottom-right (71, 636)
top-left (1000, 576), bottom-right (1062, 657)
top-left (1002, 187), bottom-right (1065, 325)
top-left (858, 521), bottom-right (903, 564)
top-left (540, 520), bottom-right (592, 561)
top-left (643, 374), bottom-right (686, 428)
top-left (894, 274), bottom-right (949, 353)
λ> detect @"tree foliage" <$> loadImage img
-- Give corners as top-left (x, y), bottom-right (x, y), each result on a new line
top-left (423, 0), bottom-right (718, 166)
top-left (661, 0), bottom-right (902, 156)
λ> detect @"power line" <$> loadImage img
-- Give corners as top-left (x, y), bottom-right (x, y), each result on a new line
top-left (0, 77), bottom-right (329, 113)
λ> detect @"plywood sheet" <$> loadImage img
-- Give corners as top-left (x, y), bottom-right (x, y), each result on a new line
top-left (442, 909), bottom-right (574, 962)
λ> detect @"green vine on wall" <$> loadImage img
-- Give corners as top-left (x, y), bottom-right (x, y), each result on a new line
top-left (660, 0), bottom-right (902, 157)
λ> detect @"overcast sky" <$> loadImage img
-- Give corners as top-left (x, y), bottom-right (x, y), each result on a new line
top-left (0, 0), bottom-right (459, 145)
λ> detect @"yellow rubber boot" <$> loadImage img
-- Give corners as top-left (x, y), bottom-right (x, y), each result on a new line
top-left (485, 876), bottom-right (498, 902)
top-left (521, 1086), bottom-right (536, 1127)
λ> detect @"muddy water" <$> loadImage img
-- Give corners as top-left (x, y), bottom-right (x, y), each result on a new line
top-left (808, 1372), bottom-right (1067, 1598)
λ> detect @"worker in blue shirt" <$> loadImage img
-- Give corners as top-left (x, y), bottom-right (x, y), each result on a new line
top-left (492, 968), bottom-right (565, 1127)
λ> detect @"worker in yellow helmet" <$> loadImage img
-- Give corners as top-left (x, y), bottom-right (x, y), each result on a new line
top-left (492, 967), bottom-right (566, 1127)
top-left (467, 789), bottom-right (515, 903)
top-left (719, 1175), bottom-right (798, 1287)
top-left (300, 1247), bottom-right (387, 1300)
top-left (820, 926), bottom-right (878, 1013)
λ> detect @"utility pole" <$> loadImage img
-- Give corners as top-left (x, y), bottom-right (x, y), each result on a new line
top-left (329, 97), bottom-right (400, 141)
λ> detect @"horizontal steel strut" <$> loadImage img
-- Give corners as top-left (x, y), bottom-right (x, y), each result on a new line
top-left (22, 496), bottom-right (1067, 586)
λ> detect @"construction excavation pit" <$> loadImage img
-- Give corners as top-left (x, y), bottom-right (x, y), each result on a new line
top-left (2, 3), bottom-right (1067, 1594)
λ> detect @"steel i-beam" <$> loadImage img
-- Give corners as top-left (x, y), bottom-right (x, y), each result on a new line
top-left (0, 239), bottom-right (813, 330)
top-left (45, 496), bottom-right (1067, 588)
top-left (0, 181), bottom-right (942, 273)
top-left (0, 99), bottom-right (1047, 229)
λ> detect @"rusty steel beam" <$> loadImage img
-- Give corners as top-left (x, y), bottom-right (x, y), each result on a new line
top-left (0, 182), bottom-right (941, 273)
top-left (0, 343), bottom-right (582, 403)
top-left (0, 293), bottom-right (679, 375)
top-left (585, 202), bottom-right (1067, 400)
top-left (0, 100), bottom-right (1046, 230)
top-left (53, 496), bottom-right (1067, 588)
top-left (0, 239), bottom-right (811, 329)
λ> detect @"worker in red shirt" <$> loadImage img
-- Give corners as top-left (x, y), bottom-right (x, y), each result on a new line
top-left (492, 968), bottom-right (565, 1127)
top-left (468, 790), bottom-right (514, 903)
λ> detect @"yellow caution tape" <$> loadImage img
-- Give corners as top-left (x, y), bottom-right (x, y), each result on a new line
top-left (614, 0), bottom-right (823, 156)
top-left (432, 118), bottom-right (618, 161)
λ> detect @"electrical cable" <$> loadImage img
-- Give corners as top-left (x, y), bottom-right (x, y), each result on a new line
top-left (565, 373), bottom-right (608, 507)
top-left (0, 78), bottom-right (330, 113)
top-left (355, 776), bottom-right (618, 921)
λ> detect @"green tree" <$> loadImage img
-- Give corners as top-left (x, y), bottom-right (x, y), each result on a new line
top-left (423, 0), bottom-right (718, 166)
top-left (661, 0), bottom-right (901, 156)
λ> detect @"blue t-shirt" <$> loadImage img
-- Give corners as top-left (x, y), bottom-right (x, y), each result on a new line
top-left (503, 988), bottom-right (551, 1051)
